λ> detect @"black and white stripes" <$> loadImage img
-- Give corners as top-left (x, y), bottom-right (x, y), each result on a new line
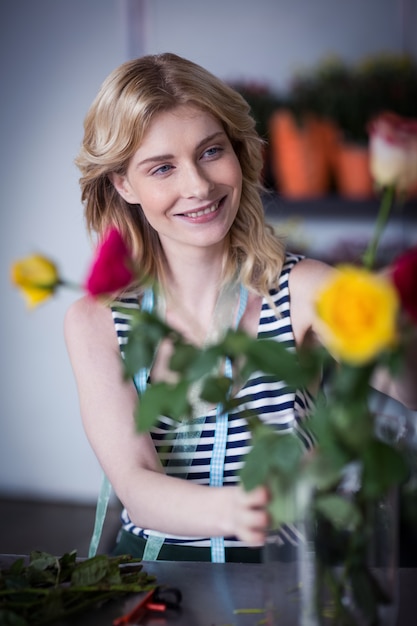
top-left (111, 254), bottom-right (315, 547)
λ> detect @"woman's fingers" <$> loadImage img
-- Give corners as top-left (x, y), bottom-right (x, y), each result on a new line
top-left (233, 485), bottom-right (270, 546)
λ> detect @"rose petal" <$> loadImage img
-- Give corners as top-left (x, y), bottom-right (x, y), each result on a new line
top-left (392, 246), bottom-right (417, 324)
top-left (84, 228), bottom-right (135, 296)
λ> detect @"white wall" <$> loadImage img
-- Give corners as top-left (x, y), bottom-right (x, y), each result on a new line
top-left (1, 0), bottom-right (415, 503)
top-left (134, 0), bottom-right (414, 91)
top-left (0, 0), bottom-right (127, 501)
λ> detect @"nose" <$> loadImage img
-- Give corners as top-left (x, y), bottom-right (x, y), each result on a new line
top-left (180, 162), bottom-right (214, 199)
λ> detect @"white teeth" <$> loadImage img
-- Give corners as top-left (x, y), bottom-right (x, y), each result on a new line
top-left (185, 202), bottom-right (219, 218)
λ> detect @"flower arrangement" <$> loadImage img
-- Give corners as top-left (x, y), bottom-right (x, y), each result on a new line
top-left (10, 111), bottom-right (417, 624)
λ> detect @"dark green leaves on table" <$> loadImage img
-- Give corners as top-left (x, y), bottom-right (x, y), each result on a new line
top-left (0, 551), bottom-right (155, 626)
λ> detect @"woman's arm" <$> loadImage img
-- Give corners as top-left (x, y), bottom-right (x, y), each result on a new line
top-left (64, 297), bottom-right (269, 545)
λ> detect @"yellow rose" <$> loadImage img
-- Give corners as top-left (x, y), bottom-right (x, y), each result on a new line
top-left (11, 254), bottom-right (60, 309)
top-left (315, 266), bottom-right (399, 365)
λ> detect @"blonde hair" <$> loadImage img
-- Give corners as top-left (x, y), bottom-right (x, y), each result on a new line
top-left (75, 52), bottom-right (285, 297)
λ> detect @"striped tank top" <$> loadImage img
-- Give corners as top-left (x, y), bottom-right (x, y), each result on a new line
top-left (111, 253), bottom-right (315, 548)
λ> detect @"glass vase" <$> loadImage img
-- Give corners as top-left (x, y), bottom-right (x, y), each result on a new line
top-left (263, 488), bottom-right (399, 626)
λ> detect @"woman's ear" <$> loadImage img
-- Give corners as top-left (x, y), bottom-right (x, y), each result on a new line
top-left (110, 172), bottom-right (140, 204)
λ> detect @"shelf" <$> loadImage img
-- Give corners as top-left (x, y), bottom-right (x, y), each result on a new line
top-left (262, 192), bottom-right (417, 222)
top-left (260, 192), bottom-right (417, 266)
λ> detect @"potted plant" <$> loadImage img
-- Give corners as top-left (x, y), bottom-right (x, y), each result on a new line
top-left (268, 71), bottom-right (336, 199)
top-left (229, 80), bottom-right (282, 188)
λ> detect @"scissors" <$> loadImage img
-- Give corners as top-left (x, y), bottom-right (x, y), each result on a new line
top-left (113, 585), bottom-right (182, 625)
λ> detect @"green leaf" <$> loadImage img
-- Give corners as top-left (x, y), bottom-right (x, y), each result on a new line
top-left (168, 343), bottom-right (200, 375)
top-left (245, 339), bottom-right (309, 387)
top-left (268, 475), bottom-right (300, 526)
top-left (330, 404), bottom-right (373, 452)
top-left (315, 494), bottom-right (361, 531)
top-left (330, 362), bottom-right (375, 402)
top-left (57, 551), bottom-right (77, 583)
top-left (200, 375), bottom-right (232, 404)
top-left (27, 552), bottom-right (60, 586)
top-left (181, 345), bottom-right (223, 382)
top-left (268, 432), bottom-right (304, 475)
top-left (306, 453), bottom-right (343, 491)
top-left (362, 440), bottom-right (409, 498)
top-left (70, 555), bottom-right (110, 586)
top-left (239, 438), bottom-right (271, 491)
top-left (308, 403), bottom-right (353, 469)
top-left (349, 567), bottom-right (378, 623)
top-left (135, 381), bottom-right (191, 432)
top-left (0, 552), bottom-right (155, 626)
top-left (123, 311), bottom-right (174, 376)
top-left (28, 552), bottom-right (58, 572)
top-left (240, 428), bottom-right (303, 494)
top-left (221, 328), bottom-right (253, 358)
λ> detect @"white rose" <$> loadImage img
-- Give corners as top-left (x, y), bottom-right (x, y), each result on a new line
top-left (368, 112), bottom-right (417, 192)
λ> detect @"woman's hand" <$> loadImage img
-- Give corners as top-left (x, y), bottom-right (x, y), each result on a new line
top-left (229, 485), bottom-right (270, 546)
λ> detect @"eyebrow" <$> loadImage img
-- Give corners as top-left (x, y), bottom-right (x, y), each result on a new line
top-left (135, 131), bottom-right (226, 168)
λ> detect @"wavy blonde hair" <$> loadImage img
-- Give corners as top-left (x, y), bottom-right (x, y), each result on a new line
top-left (75, 52), bottom-right (285, 297)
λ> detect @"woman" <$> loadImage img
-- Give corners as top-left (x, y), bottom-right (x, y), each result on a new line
top-left (65, 52), bottom-right (415, 563)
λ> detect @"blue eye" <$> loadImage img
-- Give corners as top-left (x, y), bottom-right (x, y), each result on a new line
top-left (203, 146), bottom-right (222, 158)
top-left (152, 164), bottom-right (172, 175)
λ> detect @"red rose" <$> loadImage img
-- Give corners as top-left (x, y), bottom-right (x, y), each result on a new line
top-left (391, 246), bottom-right (417, 324)
top-left (84, 228), bottom-right (135, 296)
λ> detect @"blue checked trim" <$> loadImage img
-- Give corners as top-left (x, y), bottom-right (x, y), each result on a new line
top-left (209, 284), bottom-right (248, 562)
top-left (88, 473), bottom-right (112, 558)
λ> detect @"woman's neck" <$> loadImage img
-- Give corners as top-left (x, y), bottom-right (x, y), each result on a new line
top-left (158, 247), bottom-right (234, 346)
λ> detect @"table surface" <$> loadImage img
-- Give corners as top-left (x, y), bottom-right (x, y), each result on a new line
top-left (1, 556), bottom-right (416, 625)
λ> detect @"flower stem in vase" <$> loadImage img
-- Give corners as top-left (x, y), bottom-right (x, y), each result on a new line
top-left (362, 185), bottom-right (395, 269)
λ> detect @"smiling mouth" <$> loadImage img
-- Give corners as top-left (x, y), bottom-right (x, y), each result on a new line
top-left (180, 200), bottom-right (220, 219)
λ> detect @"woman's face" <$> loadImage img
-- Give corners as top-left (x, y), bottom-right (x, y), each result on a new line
top-left (112, 104), bottom-right (242, 257)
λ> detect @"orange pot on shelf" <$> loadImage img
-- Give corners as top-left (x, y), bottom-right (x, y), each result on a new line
top-left (268, 110), bottom-right (332, 199)
top-left (318, 118), bottom-right (340, 176)
top-left (334, 142), bottom-right (375, 199)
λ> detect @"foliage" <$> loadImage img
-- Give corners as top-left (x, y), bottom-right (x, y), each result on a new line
top-left (286, 53), bottom-right (417, 144)
top-left (229, 81), bottom-right (282, 141)
top-left (0, 551), bottom-right (155, 625)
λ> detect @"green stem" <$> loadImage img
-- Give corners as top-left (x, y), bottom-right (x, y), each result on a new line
top-left (362, 185), bottom-right (395, 270)
top-left (59, 278), bottom-right (81, 291)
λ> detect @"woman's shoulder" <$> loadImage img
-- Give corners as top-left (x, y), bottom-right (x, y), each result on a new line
top-left (64, 295), bottom-right (115, 348)
top-left (289, 256), bottom-right (335, 306)
top-left (286, 255), bottom-right (335, 344)
top-left (289, 255), bottom-right (334, 283)
top-left (65, 293), bottom-right (111, 322)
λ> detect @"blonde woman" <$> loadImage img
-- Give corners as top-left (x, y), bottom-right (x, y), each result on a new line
top-left (65, 53), bottom-right (416, 562)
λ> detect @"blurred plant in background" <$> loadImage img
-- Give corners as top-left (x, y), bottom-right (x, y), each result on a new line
top-left (234, 52), bottom-right (417, 200)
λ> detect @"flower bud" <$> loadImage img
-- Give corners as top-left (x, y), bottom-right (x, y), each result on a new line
top-left (11, 254), bottom-right (60, 308)
top-left (84, 228), bottom-right (135, 296)
top-left (368, 112), bottom-right (417, 192)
